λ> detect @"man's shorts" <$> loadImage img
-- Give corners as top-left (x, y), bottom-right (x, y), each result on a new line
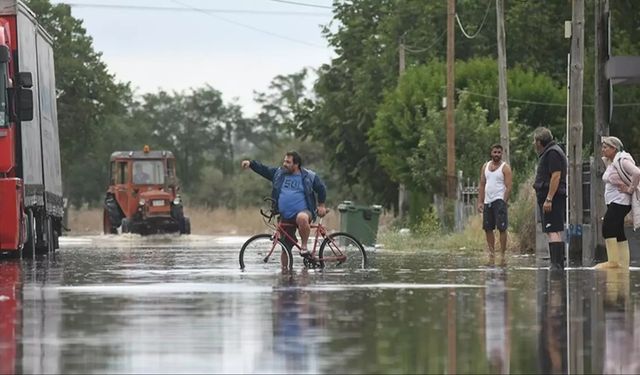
top-left (279, 210), bottom-right (312, 249)
top-left (483, 199), bottom-right (508, 231)
top-left (538, 195), bottom-right (566, 233)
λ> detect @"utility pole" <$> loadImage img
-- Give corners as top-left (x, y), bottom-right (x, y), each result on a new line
top-left (446, 0), bottom-right (456, 198)
top-left (398, 40), bottom-right (408, 219)
top-left (496, 0), bottom-right (509, 163)
top-left (592, 0), bottom-right (609, 264)
top-left (568, 0), bottom-right (584, 266)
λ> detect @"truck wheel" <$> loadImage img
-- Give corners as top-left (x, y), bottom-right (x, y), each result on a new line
top-left (103, 209), bottom-right (117, 234)
top-left (121, 218), bottom-right (131, 234)
top-left (46, 218), bottom-right (55, 253)
top-left (34, 213), bottom-right (49, 255)
top-left (179, 217), bottom-right (191, 235)
top-left (24, 209), bottom-right (37, 258)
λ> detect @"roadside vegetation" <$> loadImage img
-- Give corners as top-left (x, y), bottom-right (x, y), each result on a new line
top-left (378, 175), bottom-right (536, 254)
top-left (27, 0), bottom-right (640, 246)
top-left (67, 206), bottom-right (343, 236)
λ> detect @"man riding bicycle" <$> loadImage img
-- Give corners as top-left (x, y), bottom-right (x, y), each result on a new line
top-left (241, 151), bottom-right (327, 260)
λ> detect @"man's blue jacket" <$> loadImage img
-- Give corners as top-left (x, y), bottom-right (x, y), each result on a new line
top-left (249, 160), bottom-right (327, 220)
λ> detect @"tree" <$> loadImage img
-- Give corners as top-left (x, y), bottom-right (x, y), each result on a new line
top-left (25, 0), bottom-right (132, 206)
top-left (370, 58), bottom-right (564, 199)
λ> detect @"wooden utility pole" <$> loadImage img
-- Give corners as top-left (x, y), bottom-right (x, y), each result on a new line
top-left (398, 41), bottom-right (408, 219)
top-left (568, 0), bottom-right (584, 266)
top-left (446, 0), bottom-right (456, 198)
top-left (592, 0), bottom-right (609, 264)
top-left (496, 0), bottom-right (509, 163)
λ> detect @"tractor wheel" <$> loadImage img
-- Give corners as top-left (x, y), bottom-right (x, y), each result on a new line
top-left (103, 209), bottom-right (117, 234)
top-left (121, 218), bottom-right (131, 234)
top-left (180, 217), bottom-right (191, 235)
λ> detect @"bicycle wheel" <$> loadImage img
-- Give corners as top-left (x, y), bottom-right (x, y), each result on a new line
top-left (318, 232), bottom-right (367, 270)
top-left (239, 234), bottom-right (293, 271)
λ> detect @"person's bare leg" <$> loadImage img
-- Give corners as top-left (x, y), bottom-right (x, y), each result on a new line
top-left (296, 212), bottom-right (311, 253)
top-left (281, 250), bottom-right (289, 269)
top-left (485, 230), bottom-right (495, 266)
top-left (499, 230), bottom-right (508, 266)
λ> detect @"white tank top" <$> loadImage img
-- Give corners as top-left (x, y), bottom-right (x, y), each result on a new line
top-left (484, 161), bottom-right (506, 204)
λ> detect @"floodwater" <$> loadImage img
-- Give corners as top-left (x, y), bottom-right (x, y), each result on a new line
top-left (1, 235), bottom-right (640, 374)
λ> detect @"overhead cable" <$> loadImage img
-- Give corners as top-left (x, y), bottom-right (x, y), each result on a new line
top-left (459, 89), bottom-right (640, 108)
top-left (267, 0), bottom-right (332, 9)
top-left (59, 2), bottom-right (330, 17)
top-left (404, 30), bottom-right (447, 54)
top-left (455, 0), bottom-right (493, 39)
top-left (171, 0), bottom-right (326, 48)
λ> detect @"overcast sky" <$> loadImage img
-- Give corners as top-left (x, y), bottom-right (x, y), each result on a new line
top-left (50, 0), bottom-right (336, 115)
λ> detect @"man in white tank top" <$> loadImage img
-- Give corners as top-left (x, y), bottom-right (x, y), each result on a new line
top-left (477, 144), bottom-right (513, 266)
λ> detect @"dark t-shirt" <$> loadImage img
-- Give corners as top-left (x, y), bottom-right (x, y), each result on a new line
top-left (547, 150), bottom-right (564, 175)
top-left (534, 143), bottom-right (567, 199)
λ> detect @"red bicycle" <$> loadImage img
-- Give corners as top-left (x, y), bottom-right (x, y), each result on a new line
top-left (239, 199), bottom-right (367, 271)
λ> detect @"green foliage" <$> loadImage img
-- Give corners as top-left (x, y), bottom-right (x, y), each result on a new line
top-left (370, 58), bottom-right (562, 203)
top-left (412, 206), bottom-right (441, 236)
top-left (22, 0), bottom-right (640, 213)
top-left (25, 0), bottom-right (132, 206)
top-left (509, 174), bottom-right (537, 254)
top-left (130, 86), bottom-right (245, 192)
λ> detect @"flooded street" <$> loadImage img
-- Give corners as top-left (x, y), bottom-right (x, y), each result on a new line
top-left (1, 235), bottom-right (640, 374)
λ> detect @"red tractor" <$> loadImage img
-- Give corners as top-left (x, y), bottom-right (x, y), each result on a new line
top-left (103, 146), bottom-right (190, 235)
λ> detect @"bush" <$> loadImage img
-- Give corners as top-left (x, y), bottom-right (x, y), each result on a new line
top-left (509, 173), bottom-right (537, 254)
top-left (412, 206), bottom-right (441, 236)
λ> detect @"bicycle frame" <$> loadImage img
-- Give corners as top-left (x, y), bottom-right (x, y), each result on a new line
top-left (263, 220), bottom-right (348, 265)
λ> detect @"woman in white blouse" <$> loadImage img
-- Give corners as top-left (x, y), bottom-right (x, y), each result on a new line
top-left (596, 136), bottom-right (640, 269)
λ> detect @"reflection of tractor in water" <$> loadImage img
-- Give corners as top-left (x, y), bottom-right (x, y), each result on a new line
top-left (103, 146), bottom-right (190, 235)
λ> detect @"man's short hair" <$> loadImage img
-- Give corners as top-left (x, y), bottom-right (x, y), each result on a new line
top-left (286, 151), bottom-right (302, 167)
top-left (533, 127), bottom-right (553, 147)
top-left (490, 143), bottom-right (503, 151)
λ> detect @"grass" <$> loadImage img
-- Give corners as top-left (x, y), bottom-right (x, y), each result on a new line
top-left (68, 201), bottom-right (534, 255)
top-left (66, 205), bottom-right (344, 236)
top-left (378, 214), bottom-right (522, 253)
top-left (378, 177), bottom-right (536, 254)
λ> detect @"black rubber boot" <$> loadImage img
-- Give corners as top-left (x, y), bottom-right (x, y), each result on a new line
top-left (549, 242), bottom-right (565, 271)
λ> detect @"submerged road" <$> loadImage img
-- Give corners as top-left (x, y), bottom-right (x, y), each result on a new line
top-left (0, 234), bottom-right (639, 373)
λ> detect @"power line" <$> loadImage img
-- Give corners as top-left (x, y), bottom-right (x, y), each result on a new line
top-left (58, 2), bottom-right (330, 17)
top-left (267, 0), bottom-right (332, 9)
top-left (459, 89), bottom-right (640, 108)
top-left (171, 0), bottom-right (326, 48)
top-left (404, 30), bottom-right (447, 54)
top-left (455, 0), bottom-right (492, 39)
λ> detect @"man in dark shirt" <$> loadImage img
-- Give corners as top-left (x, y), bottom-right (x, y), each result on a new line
top-left (533, 127), bottom-right (568, 270)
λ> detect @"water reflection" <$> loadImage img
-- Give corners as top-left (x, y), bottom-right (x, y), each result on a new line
top-left (0, 259), bottom-right (21, 375)
top-left (20, 255), bottom-right (63, 375)
top-left (2, 239), bottom-right (640, 373)
top-left (272, 273), bottom-right (327, 373)
top-left (537, 271), bottom-right (567, 374)
top-left (601, 269), bottom-right (640, 374)
top-left (483, 270), bottom-right (509, 374)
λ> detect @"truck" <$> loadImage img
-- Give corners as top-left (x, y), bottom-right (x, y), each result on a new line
top-left (103, 146), bottom-right (190, 235)
top-left (0, 0), bottom-right (63, 255)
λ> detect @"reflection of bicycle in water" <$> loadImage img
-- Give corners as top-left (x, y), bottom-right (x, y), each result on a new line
top-left (271, 273), bottom-right (327, 373)
top-left (239, 198), bottom-right (367, 271)
top-left (483, 270), bottom-right (510, 374)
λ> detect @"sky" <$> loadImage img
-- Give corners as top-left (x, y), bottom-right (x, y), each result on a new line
top-left (49, 0), bottom-right (336, 115)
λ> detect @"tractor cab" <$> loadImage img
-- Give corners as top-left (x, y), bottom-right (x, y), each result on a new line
top-left (103, 146), bottom-right (190, 235)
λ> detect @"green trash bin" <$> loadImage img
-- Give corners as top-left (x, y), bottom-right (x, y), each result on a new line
top-left (337, 201), bottom-right (383, 246)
